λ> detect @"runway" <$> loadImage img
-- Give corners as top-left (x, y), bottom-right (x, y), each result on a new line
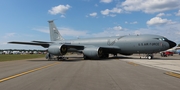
top-left (0, 54), bottom-right (180, 90)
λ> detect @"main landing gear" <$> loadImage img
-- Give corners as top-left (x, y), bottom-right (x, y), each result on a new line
top-left (57, 56), bottom-right (68, 61)
top-left (46, 53), bottom-right (68, 61)
top-left (139, 54), bottom-right (154, 59)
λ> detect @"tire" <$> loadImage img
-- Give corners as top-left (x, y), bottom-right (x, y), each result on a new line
top-left (148, 56), bottom-right (152, 59)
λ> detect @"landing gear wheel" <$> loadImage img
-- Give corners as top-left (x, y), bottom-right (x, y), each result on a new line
top-left (83, 55), bottom-right (89, 60)
top-left (57, 56), bottom-right (67, 61)
top-left (147, 54), bottom-right (153, 59)
top-left (147, 56), bottom-right (152, 59)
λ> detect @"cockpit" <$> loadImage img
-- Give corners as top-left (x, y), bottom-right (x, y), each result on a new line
top-left (158, 37), bottom-right (168, 41)
top-left (155, 37), bottom-right (176, 48)
top-left (155, 37), bottom-right (168, 41)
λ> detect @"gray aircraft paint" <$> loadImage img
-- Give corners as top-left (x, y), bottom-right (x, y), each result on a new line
top-left (48, 20), bottom-right (64, 41)
top-left (8, 20), bottom-right (176, 59)
top-left (52, 35), bottom-right (170, 54)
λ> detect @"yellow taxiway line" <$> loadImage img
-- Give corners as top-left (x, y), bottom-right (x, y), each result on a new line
top-left (127, 61), bottom-right (138, 66)
top-left (0, 62), bottom-right (60, 83)
top-left (165, 72), bottom-right (180, 79)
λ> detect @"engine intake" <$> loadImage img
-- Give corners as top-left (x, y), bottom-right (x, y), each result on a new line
top-left (48, 45), bottom-right (67, 55)
top-left (83, 47), bottom-right (103, 59)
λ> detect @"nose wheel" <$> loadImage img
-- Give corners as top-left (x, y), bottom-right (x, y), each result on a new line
top-left (139, 54), bottom-right (154, 59)
top-left (147, 54), bottom-right (153, 59)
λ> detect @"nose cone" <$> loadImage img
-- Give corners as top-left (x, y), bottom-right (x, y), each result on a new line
top-left (166, 40), bottom-right (176, 48)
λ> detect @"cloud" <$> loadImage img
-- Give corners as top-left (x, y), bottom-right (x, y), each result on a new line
top-left (95, 4), bottom-right (98, 7)
top-left (130, 21), bottom-right (138, 24)
top-left (146, 17), bottom-right (175, 26)
top-left (100, 0), bottom-right (113, 3)
top-left (48, 4), bottom-right (71, 15)
top-left (106, 26), bottom-right (124, 31)
top-left (101, 7), bottom-right (122, 16)
top-left (34, 27), bottom-right (89, 38)
top-left (3, 33), bottom-right (16, 38)
top-left (156, 13), bottom-right (171, 17)
top-left (60, 15), bottom-right (65, 18)
top-left (113, 26), bottom-right (123, 31)
top-left (121, 0), bottom-right (180, 13)
top-left (125, 21), bottom-right (138, 24)
top-left (33, 27), bottom-right (49, 33)
top-left (91, 23), bottom-right (180, 43)
top-left (156, 13), bottom-right (165, 17)
top-left (0, 42), bottom-right (7, 45)
top-left (175, 10), bottom-right (180, 16)
top-left (133, 23), bottom-right (180, 43)
top-left (101, 9), bottom-right (110, 15)
top-left (89, 12), bottom-right (97, 17)
top-left (58, 28), bottom-right (88, 37)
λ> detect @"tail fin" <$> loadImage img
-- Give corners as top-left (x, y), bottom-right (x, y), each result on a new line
top-left (48, 20), bottom-right (64, 41)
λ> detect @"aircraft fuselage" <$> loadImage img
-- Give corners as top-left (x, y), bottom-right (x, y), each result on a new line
top-left (52, 34), bottom-right (175, 55)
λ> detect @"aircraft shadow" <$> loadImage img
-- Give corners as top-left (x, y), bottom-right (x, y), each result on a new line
top-left (125, 57), bottom-right (180, 60)
top-left (28, 60), bottom-right (51, 62)
top-left (28, 55), bottom-right (179, 62)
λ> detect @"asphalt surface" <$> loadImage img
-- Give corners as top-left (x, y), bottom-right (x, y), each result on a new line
top-left (0, 54), bottom-right (180, 90)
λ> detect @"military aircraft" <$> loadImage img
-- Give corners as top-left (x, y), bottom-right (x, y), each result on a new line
top-left (9, 20), bottom-right (176, 60)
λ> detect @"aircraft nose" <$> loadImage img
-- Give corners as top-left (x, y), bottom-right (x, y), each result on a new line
top-left (166, 40), bottom-right (176, 48)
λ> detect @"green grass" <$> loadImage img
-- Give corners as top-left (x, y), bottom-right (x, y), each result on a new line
top-left (0, 54), bottom-right (45, 62)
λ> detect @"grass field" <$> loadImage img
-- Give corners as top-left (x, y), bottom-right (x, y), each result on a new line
top-left (0, 54), bottom-right (45, 62)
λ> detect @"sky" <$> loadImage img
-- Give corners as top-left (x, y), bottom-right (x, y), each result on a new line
top-left (0, 0), bottom-right (180, 49)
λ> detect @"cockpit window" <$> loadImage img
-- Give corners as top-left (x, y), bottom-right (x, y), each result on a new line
top-left (155, 37), bottom-right (168, 41)
top-left (163, 37), bottom-right (168, 40)
top-left (158, 37), bottom-right (168, 41)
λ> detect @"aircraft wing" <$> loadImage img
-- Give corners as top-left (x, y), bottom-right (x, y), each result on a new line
top-left (8, 41), bottom-right (50, 48)
top-left (8, 41), bottom-right (121, 53)
top-left (57, 44), bottom-right (121, 53)
top-left (81, 45), bottom-right (121, 53)
top-left (100, 46), bottom-right (120, 49)
top-left (98, 46), bottom-right (121, 53)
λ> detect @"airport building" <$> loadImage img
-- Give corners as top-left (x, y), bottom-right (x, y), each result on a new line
top-left (0, 49), bottom-right (46, 55)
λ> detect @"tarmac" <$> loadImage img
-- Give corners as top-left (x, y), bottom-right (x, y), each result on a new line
top-left (0, 54), bottom-right (180, 90)
top-left (121, 54), bottom-right (180, 74)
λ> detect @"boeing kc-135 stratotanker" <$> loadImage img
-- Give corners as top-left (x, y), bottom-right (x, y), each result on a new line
top-left (9, 20), bottom-right (176, 60)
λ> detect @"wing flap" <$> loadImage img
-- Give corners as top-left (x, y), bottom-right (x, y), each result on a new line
top-left (64, 44), bottom-right (84, 50)
top-left (100, 46), bottom-right (121, 53)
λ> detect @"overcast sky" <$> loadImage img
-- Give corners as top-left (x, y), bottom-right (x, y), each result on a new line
top-left (0, 0), bottom-right (180, 49)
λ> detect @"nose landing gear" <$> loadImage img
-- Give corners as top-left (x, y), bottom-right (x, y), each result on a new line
top-left (139, 54), bottom-right (154, 59)
top-left (147, 54), bottom-right (153, 59)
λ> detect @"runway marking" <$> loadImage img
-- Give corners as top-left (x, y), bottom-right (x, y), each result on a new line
top-left (127, 61), bottom-right (138, 66)
top-left (165, 72), bottom-right (180, 79)
top-left (0, 62), bottom-right (60, 83)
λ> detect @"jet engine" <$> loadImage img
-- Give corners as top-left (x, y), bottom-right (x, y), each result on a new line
top-left (48, 45), bottom-right (67, 55)
top-left (83, 47), bottom-right (104, 59)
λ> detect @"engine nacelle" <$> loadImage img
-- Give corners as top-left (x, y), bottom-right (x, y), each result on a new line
top-left (48, 45), bottom-right (67, 55)
top-left (83, 47), bottom-right (103, 59)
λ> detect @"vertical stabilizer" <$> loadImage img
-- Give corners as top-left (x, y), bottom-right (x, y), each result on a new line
top-left (48, 20), bottom-right (64, 41)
